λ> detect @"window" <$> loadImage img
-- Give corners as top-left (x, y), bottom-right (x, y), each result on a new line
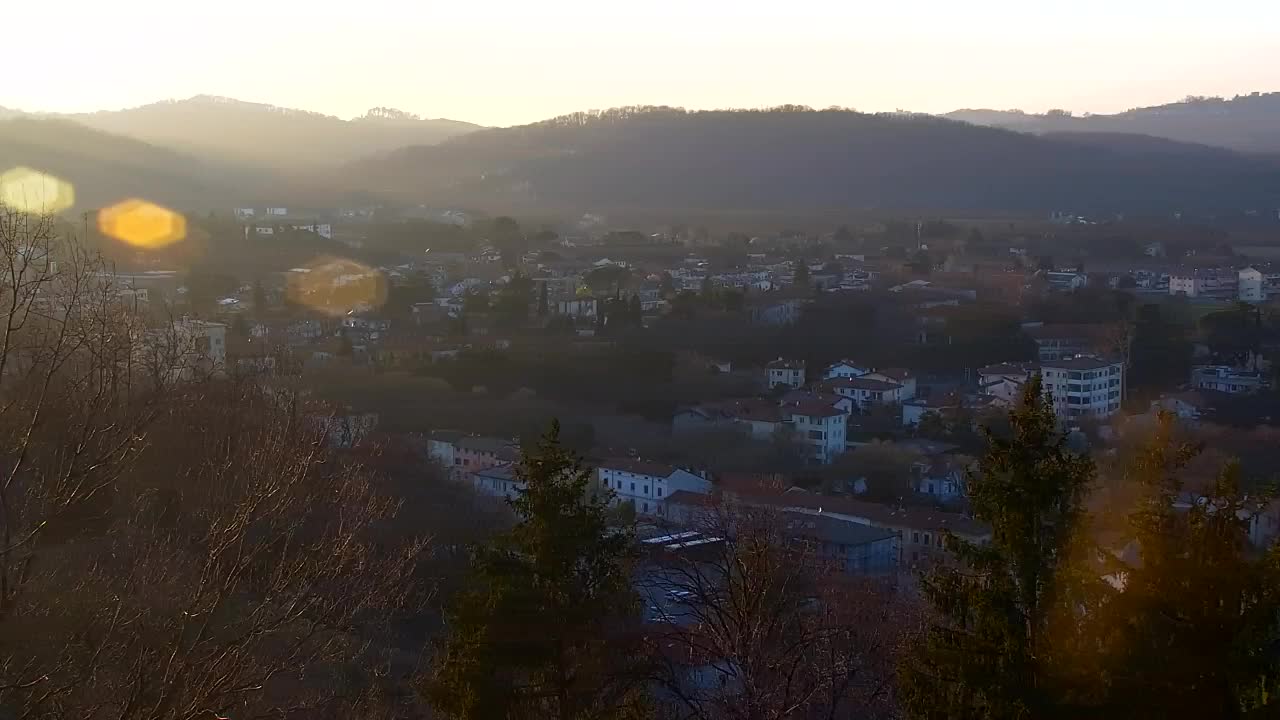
top-left (642, 502), bottom-right (649, 512)
top-left (923, 533), bottom-right (931, 546)
top-left (912, 532), bottom-right (920, 544)
top-left (657, 487), bottom-right (663, 497)
top-left (630, 483), bottom-right (635, 492)
top-left (807, 430), bottom-right (824, 440)
top-left (643, 485), bottom-right (649, 495)
top-left (936, 535), bottom-right (944, 548)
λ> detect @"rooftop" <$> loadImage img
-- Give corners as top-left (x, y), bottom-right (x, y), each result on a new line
top-left (1040, 355), bottom-right (1122, 371)
top-left (599, 457), bottom-right (680, 478)
top-left (783, 510), bottom-right (899, 547)
top-left (823, 377), bottom-right (902, 392)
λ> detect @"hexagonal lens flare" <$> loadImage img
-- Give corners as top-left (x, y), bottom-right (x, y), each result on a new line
top-left (0, 167), bottom-right (76, 214)
top-left (97, 199), bottom-right (187, 249)
top-left (287, 257), bottom-right (388, 316)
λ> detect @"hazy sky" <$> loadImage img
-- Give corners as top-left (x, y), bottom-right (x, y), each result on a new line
top-left (9, 0), bottom-right (1279, 127)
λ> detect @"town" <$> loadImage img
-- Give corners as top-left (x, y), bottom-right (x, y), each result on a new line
top-left (95, 204), bottom-right (1280, 582)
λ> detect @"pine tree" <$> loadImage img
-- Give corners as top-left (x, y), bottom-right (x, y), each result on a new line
top-left (628, 294), bottom-right (642, 327)
top-left (428, 422), bottom-right (645, 720)
top-left (538, 281), bottom-right (549, 316)
top-left (1083, 414), bottom-right (1280, 718)
top-left (900, 375), bottom-right (1094, 720)
top-left (793, 260), bottom-right (810, 288)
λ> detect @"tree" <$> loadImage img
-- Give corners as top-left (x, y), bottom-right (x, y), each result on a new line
top-left (1079, 414), bottom-right (1280, 717)
top-left (628, 294), bottom-right (643, 327)
top-left (462, 288), bottom-right (491, 314)
top-left (491, 216), bottom-right (525, 267)
top-left (648, 504), bottom-right (914, 720)
top-left (793, 261), bottom-right (810, 288)
top-left (538, 281), bottom-right (549, 317)
top-left (659, 272), bottom-right (676, 298)
top-left (428, 422), bottom-right (646, 720)
top-left (0, 206), bottom-right (423, 717)
top-left (337, 330), bottom-right (354, 356)
top-left (1130, 303), bottom-right (1192, 393)
top-left (900, 375), bottom-right (1095, 719)
top-left (832, 440), bottom-right (922, 500)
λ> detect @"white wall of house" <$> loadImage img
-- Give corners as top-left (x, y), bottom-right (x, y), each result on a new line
top-left (767, 366), bottom-right (805, 388)
top-left (598, 467), bottom-right (711, 516)
top-left (787, 411), bottom-right (847, 463)
top-left (823, 362), bottom-right (871, 379)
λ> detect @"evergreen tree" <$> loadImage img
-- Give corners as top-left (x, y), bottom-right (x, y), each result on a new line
top-left (793, 260), bottom-right (810, 288)
top-left (1083, 415), bottom-right (1280, 718)
top-left (428, 422), bottom-right (644, 720)
top-left (659, 272), bottom-right (676, 298)
top-left (900, 375), bottom-right (1095, 720)
top-left (538, 281), bottom-right (549, 316)
top-left (628, 294), bottom-right (642, 327)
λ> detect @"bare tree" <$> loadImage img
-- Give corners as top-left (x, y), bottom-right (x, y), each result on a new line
top-left (0, 207), bottom-right (428, 719)
top-left (645, 503), bottom-right (916, 720)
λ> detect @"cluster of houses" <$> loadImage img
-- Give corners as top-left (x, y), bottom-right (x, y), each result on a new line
top-left (424, 431), bottom-right (991, 581)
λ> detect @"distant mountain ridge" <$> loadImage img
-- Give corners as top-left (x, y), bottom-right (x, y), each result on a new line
top-left (346, 105), bottom-right (1280, 215)
top-left (56, 95), bottom-right (482, 169)
top-left (0, 116), bottom-right (265, 210)
top-left (943, 93), bottom-right (1280, 154)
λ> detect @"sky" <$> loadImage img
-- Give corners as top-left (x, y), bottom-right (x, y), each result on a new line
top-left (8, 0), bottom-right (1280, 127)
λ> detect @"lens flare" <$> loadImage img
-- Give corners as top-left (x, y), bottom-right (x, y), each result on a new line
top-left (287, 257), bottom-right (388, 316)
top-left (0, 167), bottom-right (76, 214)
top-left (97, 199), bottom-right (187, 249)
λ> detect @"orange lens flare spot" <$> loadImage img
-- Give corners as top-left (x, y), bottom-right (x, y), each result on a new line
top-left (286, 257), bottom-right (388, 316)
top-left (97, 199), bottom-right (187, 249)
top-left (0, 166), bottom-right (76, 214)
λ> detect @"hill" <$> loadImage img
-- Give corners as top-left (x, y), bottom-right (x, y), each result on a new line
top-left (346, 106), bottom-right (1280, 215)
top-left (0, 116), bottom-right (267, 211)
top-left (67, 96), bottom-right (481, 169)
top-left (944, 93), bottom-right (1280, 154)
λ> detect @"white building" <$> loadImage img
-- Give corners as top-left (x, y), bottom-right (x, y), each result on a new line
top-left (1169, 270), bottom-right (1237, 299)
top-left (597, 460), bottom-right (712, 516)
top-left (821, 359), bottom-right (872, 380)
top-left (783, 402), bottom-right (848, 464)
top-left (1238, 267), bottom-right (1280, 304)
top-left (977, 362), bottom-right (1038, 406)
top-left (1190, 365), bottom-right (1269, 394)
top-left (824, 377), bottom-right (905, 409)
top-left (766, 358), bottom-right (806, 389)
top-left (1039, 355), bottom-right (1124, 420)
top-left (862, 368), bottom-right (916, 401)
top-left (473, 464), bottom-right (522, 499)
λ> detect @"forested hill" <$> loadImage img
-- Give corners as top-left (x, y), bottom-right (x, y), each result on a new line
top-left (67, 96), bottom-right (482, 169)
top-left (347, 106), bottom-right (1280, 215)
top-left (0, 117), bottom-right (264, 211)
top-left (944, 92), bottom-right (1280, 154)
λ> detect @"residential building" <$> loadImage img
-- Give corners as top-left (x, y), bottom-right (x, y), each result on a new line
top-left (597, 459), bottom-right (712, 516)
top-left (913, 455), bottom-right (972, 503)
top-left (1169, 269), bottom-right (1237, 299)
top-left (782, 401), bottom-right (848, 464)
top-left (1238, 266), bottom-right (1280, 304)
top-left (426, 429), bottom-right (467, 475)
top-left (766, 358), bottom-right (806, 389)
top-left (455, 436), bottom-right (520, 473)
top-left (472, 463), bottom-right (522, 499)
top-left (1023, 323), bottom-right (1113, 362)
top-left (1190, 365), bottom-right (1269, 394)
top-left (1039, 355), bottom-right (1125, 419)
top-left (821, 359), bottom-right (872, 380)
top-left (822, 376), bottom-right (904, 408)
top-left (862, 368), bottom-right (917, 400)
top-left (977, 362), bottom-right (1038, 406)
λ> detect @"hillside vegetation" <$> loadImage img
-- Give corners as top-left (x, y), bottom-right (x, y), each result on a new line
top-left (348, 106), bottom-right (1280, 214)
top-left (945, 92), bottom-right (1280, 154)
